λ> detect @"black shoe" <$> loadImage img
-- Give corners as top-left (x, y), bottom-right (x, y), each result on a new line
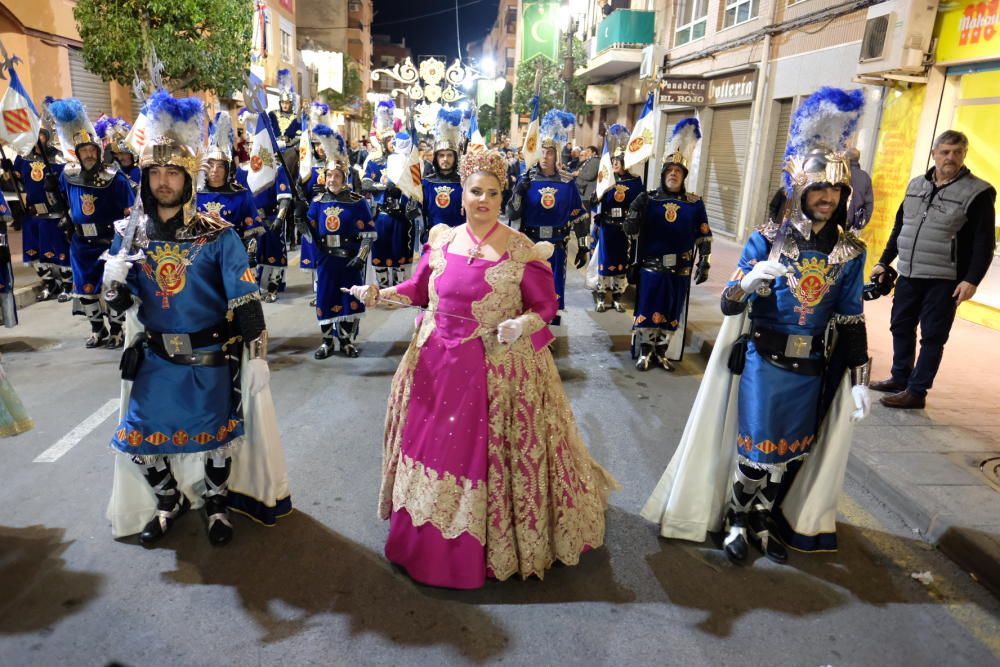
top-left (723, 524), bottom-right (749, 564)
top-left (340, 340), bottom-right (360, 358)
top-left (593, 292), bottom-right (607, 312)
top-left (263, 291), bottom-right (278, 303)
top-left (36, 287), bottom-right (55, 302)
top-left (611, 295), bottom-right (625, 313)
top-left (85, 328), bottom-right (109, 349)
top-left (105, 330), bottom-right (125, 349)
top-left (309, 298), bottom-right (317, 307)
top-left (314, 342), bottom-right (335, 359)
top-left (654, 346), bottom-right (675, 372)
top-left (748, 511), bottom-right (788, 564)
top-left (56, 291), bottom-right (72, 303)
top-left (551, 314), bottom-right (562, 326)
top-left (139, 495), bottom-right (191, 545)
top-left (205, 497), bottom-right (233, 547)
top-left (635, 343), bottom-right (655, 372)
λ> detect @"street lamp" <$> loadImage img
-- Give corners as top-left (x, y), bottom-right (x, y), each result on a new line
top-left (559, 0), bottom-right (587, 107)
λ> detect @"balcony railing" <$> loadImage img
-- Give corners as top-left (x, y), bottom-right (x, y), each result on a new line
top-left (594, 9), bottom-right (655, 55)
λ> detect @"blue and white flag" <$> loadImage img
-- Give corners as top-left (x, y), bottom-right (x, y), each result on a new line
top-left (0, 64), bottom-right (41, 156)
top-left (521, 95), bottom-right (541, 169)
top-left (246, 112), bottom-right (277, 194)
top-left (467, 111), bottom-right (485, 153)
top-left (595, 137), bottom-right (615, 200)
top-left (623, 92), bottom-right (655, 172)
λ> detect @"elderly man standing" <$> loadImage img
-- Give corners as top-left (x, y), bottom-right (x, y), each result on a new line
top-left (871, 130), bottom-right (996, 409)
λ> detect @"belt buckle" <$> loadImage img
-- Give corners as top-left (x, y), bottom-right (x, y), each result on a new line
top-left (82, 223), bottom-right (98, 237)
top-left (163, 333), bottom-right (193, 357)
top-left (662, 254), bottom-right (677, 268)
top-left (539, 226), bottom-right (553, 239)
top-left (784, 334), bottom-right (813, 359)
top-left (326, 235), bottom-right (342, 248)
top-left (611, 207), bottom-right (622, 217)
top-left (34, 203), bottom-right (49, 215)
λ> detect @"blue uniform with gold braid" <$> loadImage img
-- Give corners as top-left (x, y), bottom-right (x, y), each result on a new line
top-left (236, 166), bottom-right (291, 293)
top-left (308, 189), bottom-right (374, 324)
top-left (726, 222), bottom-right (865, 470)
top-left (108, 221), bottom-right (260, 458)
top-left (197, 185), bottom-right (260, 241)
top-left (420, 173), bottom-right (464, 229)
top-left (595, 174), bottom-right (642, 277)
top-left (362, 157), bottom-right (388, 207)
top-left (298, 164), bottom-right (326, 271)
top-left (14, 154), bottom-right (70, 269)
top-left (631, 189), bottom-right (711, 332)
top-left (59, 164), bottom-right (135, 297)
top-left (509, 168), bottom-right (587, 310)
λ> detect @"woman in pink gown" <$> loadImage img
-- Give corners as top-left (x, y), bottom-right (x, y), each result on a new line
top-left (351, 150), bottom-right (616, 588)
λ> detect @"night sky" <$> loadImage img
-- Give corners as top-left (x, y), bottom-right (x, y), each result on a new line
top-left (372, 0), bottom-right (501, 62)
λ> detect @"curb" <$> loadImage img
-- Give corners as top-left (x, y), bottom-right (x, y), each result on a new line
top-left (688, 319), bottom-right (1000, 597)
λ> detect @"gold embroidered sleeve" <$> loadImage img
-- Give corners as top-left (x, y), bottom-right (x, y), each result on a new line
top-left (377, 287), bottom-right (412, 309)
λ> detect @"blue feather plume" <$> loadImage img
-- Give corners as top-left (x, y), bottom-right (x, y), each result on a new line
top-left (672, 117), bottom-right (701, 140)
top-left (541, 109), bottom-right (575, 145)
top-left (146, 89), bottom-right (202, 123)
top-left (784, 87), bottom-right (864, 161)
top-left (94, 116), bottom-right (112, 139)
top-left (311, 101), bottom-right (330, 114)
top-left (437, 109), bottom-right (462, 127)
top-left (312, 124), bottom-right (335, 137)
top-left (48, 98), bottom-right (87, 123)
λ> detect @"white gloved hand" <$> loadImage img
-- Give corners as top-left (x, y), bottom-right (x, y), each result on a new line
top-left (850, 384), bottom-right (871, 423)
top-left (497, 318), bottom-right (523, 345)
top-left (245, 358), bottom-right (271, 397)
top-left (739, 260), bottom-right (787, 293)
top-left (345, 284), bottom-right (378, 306)
top-left (102, 256), bottom-right (133, 289)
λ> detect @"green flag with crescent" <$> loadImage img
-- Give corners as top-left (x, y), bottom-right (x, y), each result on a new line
top-left (521, 1), bottom-right (560, 64)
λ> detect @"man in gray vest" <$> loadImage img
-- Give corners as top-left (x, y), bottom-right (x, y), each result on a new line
top-left (870, 130), bottom-right (996, 409)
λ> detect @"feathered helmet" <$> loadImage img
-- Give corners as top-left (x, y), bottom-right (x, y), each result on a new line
top-left (205, 111), bottom-right (234, 164)
top-left (313, 124), bottom-right (349, 175)
top-left (662, 118), bottom-right (701, 174)
top-left (277, 68), bottom-right (298, 113)
top-left (433, 108), bottom-right (463, 155)
top-left (237, 107), bottom-right (256, 129)
top-left (45, 97), bottom-right (100, 160)
top-left (95, 116), bottom-right (134, 155)
top-left (309, 101), bottom-right (331, 129)
top-left (605, 123), bottom-right (631, 163)
top-left (540, 109), bottom-right (575, 153)
top-left (781, 87), bottom-right (865, 233)
top-left (139, 90), bottom-right (206, 222)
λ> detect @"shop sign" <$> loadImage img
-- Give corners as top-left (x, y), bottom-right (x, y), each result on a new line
top-left (707, 71), bottom-right (756, 105)
top-left (936, 1), bottom-right (1000, 64)
top-left (658, 77), bottom-right (708, 105)
top-left (586, 85), bottom-right (621, 106)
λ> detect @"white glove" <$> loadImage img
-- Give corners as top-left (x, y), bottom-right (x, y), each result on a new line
top-left (850, 385), bottom-right (871, 423)
top-left (245, 358), bottom-right (271, 397)
top-left (739, 260), bottom-right (787, 293)
top-left (102, 256), bottom-right (133, 289)
top-left (345, 284), bottom-right (378, 306)
top-left (497, 318), bottom-right (523, 345)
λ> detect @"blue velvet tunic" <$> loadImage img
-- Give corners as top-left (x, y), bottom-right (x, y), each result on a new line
top-left (307, 192), bottom-right (374, 323)
top-left (595, 175), bottom-right (642, 277)
top-left (421, 176), bottom-right (464, 229)
top-left (14, 155), bottom-right (70, 267)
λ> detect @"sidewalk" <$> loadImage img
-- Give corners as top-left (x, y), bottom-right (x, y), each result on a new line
top-left (686, 237), bottom-right (1000, 596)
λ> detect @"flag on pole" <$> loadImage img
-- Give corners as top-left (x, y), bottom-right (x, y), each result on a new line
top-left (126, 107), bottom-right (148, 155)
top-left (521, 95), bottom-right (541, 170)
top-left (246, 112), bottom-right (277, 194)
top-left (386, 132), bottom-right (423, 204)
top-left (0, 64), bottom-right (41, 156)
top-left (467, 111), bottom-right (485, 153)
top-left (595, 137), bottom-right (615, 200)
top-left (623, 92), bottom-right (655, 172)
top-left (298, 110), bottom-right (313, 181)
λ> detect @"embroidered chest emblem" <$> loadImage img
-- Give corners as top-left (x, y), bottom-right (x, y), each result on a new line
top-left (613, 184), bottom-right (629, 203)
top-left (538, 186), bottom-right (558, 209)
top-left (250, 147), bottom-right (273, 172)
top-left (663, 202), bottom-right (680, 223)
top-left (789, 257), bottom-right (834, 325)
top-left (202, 201), bottom-right (226, 218)
top-left (317, 171), bottom-right (326, 186)
top-left (80, 194), bottom-right (98, 216)
top-left (434, 185), bottom-right (455, 209)
top-left (323, 206), bottom-right (344, 232)
top-left (30, 161), bottom-right (45, 182)
top-left (142, 242), bottom-right (204, 309)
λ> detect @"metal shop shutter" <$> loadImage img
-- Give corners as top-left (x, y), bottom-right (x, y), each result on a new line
top-left (766, 99), bottom-right (794, 205)
top-left (130, 93), bottom-right (143, 122)
top-left (704, 105), bottom-right (751, 237)
top-left (69, 49), bottom-right (113, 120)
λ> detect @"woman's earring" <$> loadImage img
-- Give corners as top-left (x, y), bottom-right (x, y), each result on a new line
top-left (461, 206), bottom-right (465, 215)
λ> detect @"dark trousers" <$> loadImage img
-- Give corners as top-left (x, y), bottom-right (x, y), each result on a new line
top-left (889, 276), bottom-right (959, 395)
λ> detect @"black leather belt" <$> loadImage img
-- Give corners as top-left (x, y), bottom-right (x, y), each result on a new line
top-left (74, 224), bottom-right (113, 241)
top-left (750, 325), bottom-right (826, 376)
top-left (146, 322), bottom-right (229, 365)
top-left (147, 342), bottom-right (229, 366)
top-left (524, 224), bottom-right (569, 241)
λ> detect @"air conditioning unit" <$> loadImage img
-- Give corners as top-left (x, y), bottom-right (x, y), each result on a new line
top-left (856, 0), bottom-right (937, 81)
top-left (640, 44), bottom-right (666, 80)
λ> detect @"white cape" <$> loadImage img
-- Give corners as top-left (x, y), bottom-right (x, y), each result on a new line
top-left (107, 307), bottom-right (291, 538)
top-left (641, 311), bottom-right (856, 548)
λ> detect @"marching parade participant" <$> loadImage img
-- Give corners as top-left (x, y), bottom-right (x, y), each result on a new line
top-left (8, 129), bottom-right (72, 302)
top-left (102, 89), bottom-right (290, 545)
top-left (415, 108), bottom-right (464, 237)
top-left (370, 130), bottom-right (413, 288)
top-left (96, 116), bottom-right (140, 186)
top-left (236, 108), bottom-right (293, 303)
top-left (305, 125), bottom-right (375, 359)
top-left (49, 97), bottom-right (135, 348)
top-left (268, 68), bottom-right (301, 150)
top-left (297, 101), bottom-right (333, 277)
top-left (198, 111), bottom-right (261, 255)
top-left (591, 124), bottom-right (642, 313)
top-left (361, 100), bottom-right (396, 212)
top-left (624, 118), bottom-right (711, 371)
top-left (348, 149), bottom-right (615, 589)
top-left (506, 109), bottom-right (588, 323)
top-left (641, 88), bottom-right (872, 564)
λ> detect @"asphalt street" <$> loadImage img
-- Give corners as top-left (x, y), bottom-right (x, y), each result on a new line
top-left (0, 252), bottom-right (998, 667)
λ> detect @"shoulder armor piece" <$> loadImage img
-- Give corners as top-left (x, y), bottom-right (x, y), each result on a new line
top-left (685, 192), bottom-right (701, 203)
top-left (176, 212), bottom-right (234, 241)
top-left (829, 229), bottom-right (866, 265)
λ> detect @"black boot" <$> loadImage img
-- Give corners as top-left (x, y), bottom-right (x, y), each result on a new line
top-left (105, 321), bottom-right (125, 349)
top-left (85, 327), bottom-right (109, 348)
top-left (611, 292), bottom-right (625, 313)
top-left (314, 324), bottom-right (335, 359)
top-left (748, 509), bottom-right (788, 564)
top-left (593, 290), bottom-right (607, 312)
top-left (654, 345), bottom-right (674, 372)
top-left (137, 458), bottom-right (189, 545)
top-left (635, 343), bottom-right (655, 371)
top-left (263, 282), bottom-right (279, 303)
top-left (337, 320), bottom-right (359, 358)
top-left (204, 455), bottom-right (233, 546)
top-left (723, 510), bottom-right (749, 564)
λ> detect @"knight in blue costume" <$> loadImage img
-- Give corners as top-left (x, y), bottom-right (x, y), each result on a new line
top-left (415, 108), bottom-right (464, 237)
top-left (9, 129), bottom-right (72, 302)
top-left (198, 111), bottom-right (261, 261)
top-left (296, 102), bottom-right (333, 280)
top-left (48, 97), bottom-right (135, 348)
top-left (268, 69), bottom-right (302, 151)
top-left (591, 124), bottom-right (642, 312)
top-left (506, 109), bottom-right (588, 320)
top-left (235, 111), bottom-right (292, 303)
top-left (102, 90), bottom-right (288, 546)
top-left (305, 126), bottom-right (376, 359)
top-left (369, 131), bottom-right (414, 287)
top-left (96, 116), bottom-right (141, 187)
top-left (625, 118), bottom-right (711, 371)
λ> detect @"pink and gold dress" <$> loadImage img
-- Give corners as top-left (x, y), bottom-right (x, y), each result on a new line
top-left (378, 225), bottom-right (616, 588)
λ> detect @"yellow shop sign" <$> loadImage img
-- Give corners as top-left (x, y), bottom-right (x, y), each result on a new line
top-left (936, 1), bottom-right (1000, 64)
